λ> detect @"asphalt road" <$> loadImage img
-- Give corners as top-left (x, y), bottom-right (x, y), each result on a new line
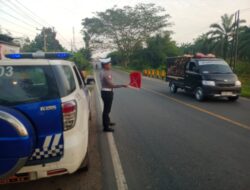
top-left (1, 69), bottom-right (250, 190)
top-left (96, 69), bottom-right (250, 190)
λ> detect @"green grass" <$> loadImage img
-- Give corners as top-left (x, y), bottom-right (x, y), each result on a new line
top-left (234, 61), bottom-right (250, 98)
top-left (239, 76), bottom-right (250, 98)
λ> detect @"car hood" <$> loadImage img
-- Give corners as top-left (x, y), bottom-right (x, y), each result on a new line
top-left (202, 73), bottom-right (238, 82)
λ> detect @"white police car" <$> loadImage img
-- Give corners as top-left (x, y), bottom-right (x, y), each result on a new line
top-left (0, 52), bottom-right (92, 184)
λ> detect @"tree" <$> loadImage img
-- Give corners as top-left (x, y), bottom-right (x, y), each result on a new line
top-left (82, 3), bottom-right (171, 67)
top-left (0, 34), bottom-right (13, 42)
top-left (109, 32), bottom-right (180, 70)
top-left (179, 43), bottom-right (194, 54)
top-left (83, 31), bottom-right (91, 50)
top-left (107, 51), bottom-right (124, 66)
top-left (192, 34), bottom-right (215, 54)
top-left (22, 27), bottom-right (64, 52)
top-left (71, 50), bottom-right (91, 71)
top-left (238, 26), bottom-right (250, 61)
top-left (207, 14), bottom-right (245, 59)
top-left (142, 32), bottom-right (180, 68)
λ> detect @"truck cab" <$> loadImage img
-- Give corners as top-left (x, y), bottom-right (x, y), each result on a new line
top-left (166, 54), bottom-right (241, 101)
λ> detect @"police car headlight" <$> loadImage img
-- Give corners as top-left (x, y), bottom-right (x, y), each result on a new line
top-left (235, 80), bottom-right (241, 87)
top-left (202, 80), bottom-right (216, 86)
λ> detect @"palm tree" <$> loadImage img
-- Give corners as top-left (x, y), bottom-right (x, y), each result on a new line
top-left (192, 33), bottom-right (215, 54)
top-left (207, 14), bottom-right (245, 59)
top-left (238, 26), bottom-right (250, 61)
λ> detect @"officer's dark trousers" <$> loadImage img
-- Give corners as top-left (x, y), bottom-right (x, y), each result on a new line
top-left (101, 91), bottom-right (113, 129)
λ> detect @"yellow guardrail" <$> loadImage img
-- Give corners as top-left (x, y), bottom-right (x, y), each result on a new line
top-left (143, 69), bottom-right (166, 80)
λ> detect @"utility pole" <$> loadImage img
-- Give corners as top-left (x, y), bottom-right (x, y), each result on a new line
top-left (70, 40), bottom-right (73, 53)
top-left (233, 10), bottom-right (240, 70)
top-left (229, 10), bottom-right (240, 71)
top-left (229, 11), bottom-right (237, 68)
top-left (36, 28), bottom-right (47, 52)
top-left (43, 33), bottom-right (47, 52)
top-left (72, 27), bottom-right (76, 52)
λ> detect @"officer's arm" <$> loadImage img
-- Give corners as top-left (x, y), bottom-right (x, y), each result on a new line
top-left (104, 76), bottom-right (125, 88)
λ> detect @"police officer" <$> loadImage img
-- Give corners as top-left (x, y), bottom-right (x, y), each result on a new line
top-left (99, 58), bottom-right (127, 132)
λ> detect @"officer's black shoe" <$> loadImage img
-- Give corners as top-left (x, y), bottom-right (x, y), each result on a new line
top-left (103, 128), bottom-right (115, 132)
top-left (109, 122), bottom-right (116, 126)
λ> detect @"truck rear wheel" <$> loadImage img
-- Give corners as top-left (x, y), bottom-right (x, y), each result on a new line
top-left (170, 82), bottom-right (178, 93)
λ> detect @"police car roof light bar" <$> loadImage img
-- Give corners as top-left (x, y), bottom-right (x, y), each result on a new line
top-left (5, 52), bottom-right (72, 59)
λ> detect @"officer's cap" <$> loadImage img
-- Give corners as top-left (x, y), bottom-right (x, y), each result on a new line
top-left (99, 57), bottom-right (111, 65)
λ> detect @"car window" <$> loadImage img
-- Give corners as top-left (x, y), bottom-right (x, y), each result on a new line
top-left (188, 62), bottom-right (197, 72)
top-left (73, 66), bottom-right (84, 88)
top-left (0, 65), bottom-right (60, 106)
top-left (61, 65), bottom-right (76, 95)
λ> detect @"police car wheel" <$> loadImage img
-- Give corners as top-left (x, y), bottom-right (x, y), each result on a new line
top-left (0, 106), bottom-right (36, 179)
top-left (79, 151), bottom-right (89, 172)
top-left (170, 82), bottom-right (177, 93)
top-left (195, 87), bottom-right (205, 101)
top-left (89, 111), bottom-right (92, 121)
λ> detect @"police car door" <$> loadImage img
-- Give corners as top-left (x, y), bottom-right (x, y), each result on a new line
top-left (72, 66), bottom-right (89, 131)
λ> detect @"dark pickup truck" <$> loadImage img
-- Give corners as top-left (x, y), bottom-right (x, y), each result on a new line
top-left (166, 54), bottom-right (241, 101)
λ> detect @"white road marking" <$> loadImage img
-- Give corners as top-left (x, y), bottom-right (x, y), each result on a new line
top-left (43, 135), bottom-right (52, 148)
top-left (94, 72), bottom-right (128, 190)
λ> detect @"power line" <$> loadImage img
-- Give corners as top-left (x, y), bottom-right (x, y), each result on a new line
top-left (0, 8), bottom-right (37, 30)
top-left (0, 26), bottom-right (33, 37)
top-left (240, 7), bottom-right (250, 12)
top-left (0, 0), bottom-right (71, 47)
top-left (12, 0), bottom-right (71, 46)
top-left (0, 16), bottom-right (37, 33)
top-left (13, 0), bottom-right (50, 27)
top-left (3, 0), bottom-right (45, 28)
top-left (0, 0), bottom-right (77, 48)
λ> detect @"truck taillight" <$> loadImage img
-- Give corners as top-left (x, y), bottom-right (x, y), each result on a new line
top-left (62, 100), bottom-right (77, 131)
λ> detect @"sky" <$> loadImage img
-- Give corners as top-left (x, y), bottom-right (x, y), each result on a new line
top-left (0, 0), bottom-right (250, 51)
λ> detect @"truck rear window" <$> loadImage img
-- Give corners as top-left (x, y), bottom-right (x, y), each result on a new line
top-left (0, 65), bottom-right (60, 106)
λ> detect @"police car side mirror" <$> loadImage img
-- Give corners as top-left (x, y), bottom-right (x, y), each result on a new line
top-left (86, 78), bottom-right (95, 85)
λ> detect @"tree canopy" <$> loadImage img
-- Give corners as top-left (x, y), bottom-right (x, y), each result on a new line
top-left (108, 32), bottom-right (180, 69)
top-left (22, 27), bottom-right (64, 52)
top-left (82, 3), bottom-right (172, 67)
top-left (180, 13), bottom-right (249, 63)
top-left (0, 34), bottom-right (14, 43)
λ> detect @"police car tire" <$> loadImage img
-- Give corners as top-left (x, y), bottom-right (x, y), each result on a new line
top-left (0, 106), bottom-right (36, 179)
top-left (89, 111), bottom-right (92, 121)
top-left (78, 151), bottom-right (89, 172)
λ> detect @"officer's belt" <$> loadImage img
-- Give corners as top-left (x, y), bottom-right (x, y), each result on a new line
top-left (101, 88), bottom-right (113, 91)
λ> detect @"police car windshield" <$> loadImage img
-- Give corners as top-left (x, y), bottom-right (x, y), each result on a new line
top-left (0, 65), bottom-right (60, 106)
top-left (198, 60), bottom-right (233, 74)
